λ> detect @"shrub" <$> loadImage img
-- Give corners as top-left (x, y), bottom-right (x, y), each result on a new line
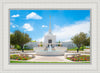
top-left (83, 46), bottom-right (86, 49)
top-left (24, 45), bottom-right (28, 50)
top-left (14, 45), bottom-right (21, 50)
top-left (80, 46), bottom-right (86, 50)
top-left (80, 47), bottom-right (83, 50)
top-left (23, 45), bottom-right (33, 50)
top-left (40, 44), bottom-right (43, 47)
top-left (58, 44), bottom-right (60, 46)
top-left (68, 46), bottom-right (87, 51)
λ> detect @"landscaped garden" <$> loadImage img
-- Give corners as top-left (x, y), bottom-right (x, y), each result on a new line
top-left (10, 54), bottom-right (32, 60)
top-left (10, 30), bottom-right (90, 63)
top-left (67, 55), bottom-right (90, 61)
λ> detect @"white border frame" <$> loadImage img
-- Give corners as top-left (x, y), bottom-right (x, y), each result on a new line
top-left (0, 0), bottom-right (100, 73)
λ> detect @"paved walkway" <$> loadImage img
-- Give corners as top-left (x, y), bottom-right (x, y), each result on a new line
top-left (27, 56), bottom-right (72, 62)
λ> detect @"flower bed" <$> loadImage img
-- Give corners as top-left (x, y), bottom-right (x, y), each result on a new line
top-left (10, 54), bottom-right (32, 60)
top-left (67, 55), bottom-right (90, 61)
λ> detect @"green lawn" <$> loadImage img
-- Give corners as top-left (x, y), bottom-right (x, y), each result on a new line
top-left (18, 49), bottom-right (33, 51)
top-left (67, 49), bottom-right (84, 51)
top-left (10, 60), bottom-right (90, 63)
top-left (67, 46), bottom-right (89, 51)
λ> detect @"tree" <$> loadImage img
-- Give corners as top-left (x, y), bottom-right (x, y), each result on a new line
top-left (71, 32), bottom-right (90, 53)
top-left (14, 44), bottom-right (21, 50)
top-left (85, 30), bottom-right (90, 46)
top-left (10, 34), bottom-right (16, 45)
top-left (10, 30), bottom-right (31, 52)
top-left (58, 40), bottom-right (60, 43)
top-left (58, 40), bottom-right (61, 46)
top-left (84, 37), bottom-right (90, 46)
top-left (31, 40), bottom-right (36, 42)
top-left (40, 41), bottom-right (43, 47)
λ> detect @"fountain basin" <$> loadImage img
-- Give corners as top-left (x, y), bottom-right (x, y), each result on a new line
top-left (35, 50), bottom-right (66, 56)
top-left (34, 46), bottom-right (67, 56)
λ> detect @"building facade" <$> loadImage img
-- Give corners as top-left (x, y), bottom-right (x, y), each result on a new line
top-left (24, 16), bottom-right (76, 49)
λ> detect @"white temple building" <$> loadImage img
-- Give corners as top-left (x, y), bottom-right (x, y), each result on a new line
top-left (24, 16), bottom-right (76, 50)
top-left (44, 16), bottom-right (56, 47)
top-left (44, 31), bottom-right (56, 44)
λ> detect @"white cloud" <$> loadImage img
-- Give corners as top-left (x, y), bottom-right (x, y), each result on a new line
top-left (10, 22), bottom-right (18, 28)
top-left (15, 24), bottom-right (19, 27)
top-left (10, 19), bottom-right (15, 21)
top-left (52, 20), bottom-right (90, 42)
top-left (85, 16), bottom-right (90, 21)
top-left (23, 23), bottom-right (33, 31)
top-left (37, 37), bottom-right (44, 42)
top-left (26, 12), bottom-right (42, 19)
top-left (10, 32), bottom-right (13, 34)
top-left (12, 14), bottom-right (20, 17)
top-left (37, 17), bottom-right (90, 42)
top-left (42, 25), bottom-right (48, 28)
top-left (12, 25), bottom-right (15, 28)
top-left (10, 22), bottom-right (13, 25)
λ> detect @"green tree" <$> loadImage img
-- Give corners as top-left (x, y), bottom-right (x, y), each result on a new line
top-left (71, 32), bottom-right (89, 52)
top-left (58, 40), bottom-right (60, 43)
top-left (10, 34), bottom-right (16, 45)
top-left (14, 44), bottom-right (21, 50)
top-left (10, 30), bottom-right (31, 52)
top-left (58, 40), bottom-right (61, 46)
top-left (31, 40), bottom-right (36, 42)
top-left (85, 37), bottom-right (90, 46)
top-left (40, 41), bottom-right (43, 47)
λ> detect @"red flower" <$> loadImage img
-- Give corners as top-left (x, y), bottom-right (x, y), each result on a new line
top-left (23, 56), bottom-right (25, 58)
top-left (72, 58), bottom-right (74, 61)
top-left (85, 58), bottom-right (87, 60)
top-left (74, 58), bottom-right (76, 61)
top-left (81, 58), bottom-right (83, 60)
top-left (16, 59), bottom-right (18, 60)
top-left (25, 58), bottom-right (27, 60)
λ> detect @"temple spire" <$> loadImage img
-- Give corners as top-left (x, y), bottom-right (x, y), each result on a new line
top-left (49, 16), bottom-right (51, 33)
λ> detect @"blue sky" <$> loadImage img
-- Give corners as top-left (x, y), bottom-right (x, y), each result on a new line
top-left (10, 10), bottom-right (90, 42)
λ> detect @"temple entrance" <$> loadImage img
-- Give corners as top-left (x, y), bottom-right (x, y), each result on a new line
top-left (48, 39), bottom-right (52, 43)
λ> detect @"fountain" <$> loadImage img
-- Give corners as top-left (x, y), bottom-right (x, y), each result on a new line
top-left (34, 44), bottom-right (67, 56)
top-left (33, 16), bottom-right (67, 56)
top-left (48, 44), bottom-right (52, 52)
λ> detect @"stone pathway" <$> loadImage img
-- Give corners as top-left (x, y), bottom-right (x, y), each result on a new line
top-left (27, 56), bottom-right (72, 62)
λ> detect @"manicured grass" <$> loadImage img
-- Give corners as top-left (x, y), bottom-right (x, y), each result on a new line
top-left (67, 49), bottom-right (77, 51)
top-left (67, 46), bottom-right (89, 51)
top-left (67, 55), bottom-right (90, 61)
top-left (18, 49), bottom-right (33, 51)
top-left (10, 60), bottom-right (90, 63)
top-left (67, 48), bottom-right (84, 51)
